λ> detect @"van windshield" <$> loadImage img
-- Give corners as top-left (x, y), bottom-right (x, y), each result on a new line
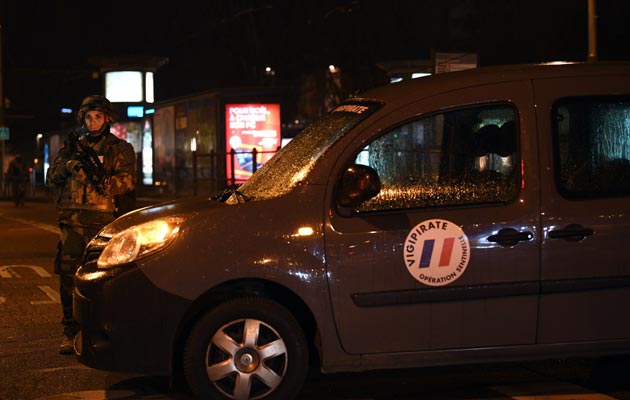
top-left (227, 102), bottom-right (381, 203)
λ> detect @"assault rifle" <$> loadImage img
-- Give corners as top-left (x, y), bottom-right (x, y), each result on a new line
top-left (67, 126), bottom-right (108, 195)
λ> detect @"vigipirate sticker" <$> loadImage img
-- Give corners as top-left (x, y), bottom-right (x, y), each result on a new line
top-left (403, 219), bottom-right (470, 286)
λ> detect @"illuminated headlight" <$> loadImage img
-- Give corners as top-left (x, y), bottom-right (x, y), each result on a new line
top-left (97, 217), bottom-right (183, 269)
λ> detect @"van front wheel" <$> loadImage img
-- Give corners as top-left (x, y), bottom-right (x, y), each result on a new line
top-left (183, 296), bottom-right (309, 400)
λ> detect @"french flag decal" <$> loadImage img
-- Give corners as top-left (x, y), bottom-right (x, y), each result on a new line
top-left (419, 237), bottom-right (455, 268)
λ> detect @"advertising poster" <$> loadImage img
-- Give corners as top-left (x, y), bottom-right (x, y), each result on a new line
top-left (225, 103), bottom-right (281, 184)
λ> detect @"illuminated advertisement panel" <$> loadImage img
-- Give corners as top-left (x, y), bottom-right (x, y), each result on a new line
top-left (225, 103), bottom-right (280, 184)
top-left (105, 71), bottom-right (143, 102)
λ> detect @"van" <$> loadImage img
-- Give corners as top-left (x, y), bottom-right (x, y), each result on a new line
top-left (74, 62), bottom-right (630, 400)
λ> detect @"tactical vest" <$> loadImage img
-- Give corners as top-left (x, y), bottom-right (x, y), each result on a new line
top-left (51, 131), bottom-right (135, 214)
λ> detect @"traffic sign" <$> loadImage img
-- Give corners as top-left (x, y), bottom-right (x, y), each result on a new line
top-left (0, 127), bottom-right (9, 140)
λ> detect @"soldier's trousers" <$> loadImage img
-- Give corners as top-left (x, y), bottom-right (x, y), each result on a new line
top-left (55, 210), bottom-right (114, 337)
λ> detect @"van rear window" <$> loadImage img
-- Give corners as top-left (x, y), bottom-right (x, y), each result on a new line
top-left (553, 96), bottom-right (630, 199)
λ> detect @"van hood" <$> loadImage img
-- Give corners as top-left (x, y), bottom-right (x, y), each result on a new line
top-left (100, 196), bottom-right (225, 238)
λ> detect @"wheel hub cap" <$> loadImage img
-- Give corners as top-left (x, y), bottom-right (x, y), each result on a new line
top-left (235, 348), bottom-right (259, 373)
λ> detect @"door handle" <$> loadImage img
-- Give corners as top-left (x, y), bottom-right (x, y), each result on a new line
top-left (548, 224), bottom-right (594, 241)
top-left (487, 228), bottom-right (534, 247)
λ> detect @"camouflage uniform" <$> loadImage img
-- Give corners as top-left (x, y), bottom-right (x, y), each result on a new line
top-left (47, 102), bottom-right (136, 338)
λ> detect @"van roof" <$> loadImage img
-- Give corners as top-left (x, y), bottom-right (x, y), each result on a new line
top-left (355, 61), bottom-right (630, 105)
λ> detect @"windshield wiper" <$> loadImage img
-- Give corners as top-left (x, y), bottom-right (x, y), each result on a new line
top-left (212, 185), bottom-right (251, 203)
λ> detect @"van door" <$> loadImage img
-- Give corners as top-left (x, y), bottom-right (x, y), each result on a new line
top-left (534, 74), bottom-right (630, 343)
top-left (325, 81), bottom-right (541, 354)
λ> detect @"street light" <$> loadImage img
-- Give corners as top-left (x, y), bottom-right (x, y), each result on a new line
top-left (264, 66), bottom-right (276, 86)
top-left (587, 0), bottom-right (598, 62)
top-left (34, 133), bottom-right (43, 189)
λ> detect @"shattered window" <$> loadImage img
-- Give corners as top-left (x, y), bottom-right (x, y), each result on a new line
top-left (354, 104), bottom-right (519, 212)
top-left (554, 96), bottom-right (630, 198)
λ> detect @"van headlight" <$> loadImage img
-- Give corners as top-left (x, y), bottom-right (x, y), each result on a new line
top-left (97, 217), bottom-right (184, 269)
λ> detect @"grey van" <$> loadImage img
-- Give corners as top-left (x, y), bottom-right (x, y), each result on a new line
top-left (74, 62), bottom-right (630, 400)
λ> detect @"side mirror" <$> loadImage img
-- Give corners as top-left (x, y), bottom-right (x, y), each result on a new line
top-left (336, 164), bottom-right (381, 211)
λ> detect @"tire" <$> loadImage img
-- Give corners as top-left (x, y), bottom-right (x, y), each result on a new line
top-left (183, 296), bottom-right (309, 400)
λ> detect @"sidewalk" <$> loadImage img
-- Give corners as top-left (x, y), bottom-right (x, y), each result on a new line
top-left (0, 188), bottom-right (181, 209)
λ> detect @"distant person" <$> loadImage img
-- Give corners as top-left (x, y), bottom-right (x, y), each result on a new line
top-left (6, 154), bottom-right (28, 207)
top-left (46, 95), bottom-right (136, 354)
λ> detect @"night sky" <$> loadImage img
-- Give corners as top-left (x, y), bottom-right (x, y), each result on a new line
top-left (2, 0), bottom-right (630, 158)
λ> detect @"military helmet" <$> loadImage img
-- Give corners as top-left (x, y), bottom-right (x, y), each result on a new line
top-left (77, 95), bottom-right (115, 124)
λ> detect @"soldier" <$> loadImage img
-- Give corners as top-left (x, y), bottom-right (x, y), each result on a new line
top-left (47, 95), bottom-right (136, 354)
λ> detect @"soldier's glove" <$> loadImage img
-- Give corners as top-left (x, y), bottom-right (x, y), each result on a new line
top-left (65, 160), bottom-right (84, 174)
top-left (66, 160), bottom-right (83, 172)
